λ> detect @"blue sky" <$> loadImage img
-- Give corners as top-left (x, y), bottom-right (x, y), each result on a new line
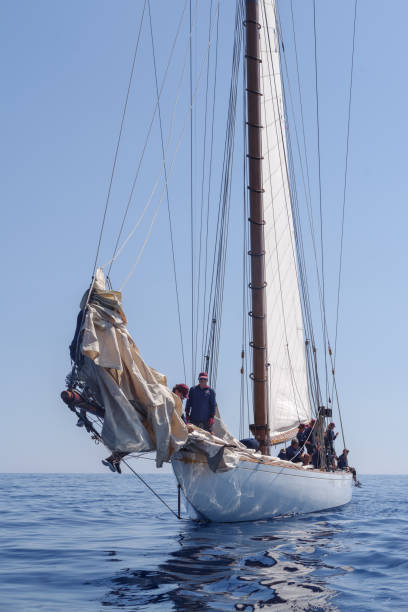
top-left (1, 0), bottom-right (407, 475)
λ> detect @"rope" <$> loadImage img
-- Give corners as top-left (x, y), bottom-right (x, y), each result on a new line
top-left (92, 0), bottom-right (147, 277)
top-left (333, 0), bottom-right (358, 369)
top-left (118, 1), bottom-right (222, 289)
top-left (106, 0), bottom-right (190, 277)
top-left (190, 0), bottom-right (194, 384)
top-left (147, 0), bottom-right (187, 382)
top-left (313, 0), bottom-right (330, 406)
top-left (194, 0), bottom-right (214, 380)
top-left (121, 458), bottom-right (185, 520)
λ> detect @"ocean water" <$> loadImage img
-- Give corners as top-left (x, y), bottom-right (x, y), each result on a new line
top-left (0, 473), bottom-right (407, 611)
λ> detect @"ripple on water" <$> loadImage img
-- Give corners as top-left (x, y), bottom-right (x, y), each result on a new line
top-left (1, 474), bottom-right (408, 611)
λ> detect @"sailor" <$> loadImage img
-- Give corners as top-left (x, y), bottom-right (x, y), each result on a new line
top-left (172, 383), bottom-right (189, 402)
top-left (296, 423), bottom-right (308, 452)
top-left (185, 372), bottom-right (216, 433)
top-left (304, 418), bottom-right (316, 454)
top-left (337, 448), bottom-right (349, 470)
top-left (311, 443), bottom-right (322, 469)
top-left (285, 439), bottom-right (310, 465)
top-left (325, 422), bottom-right (338, 454)
top-left (278, 447), bottom-right (287, 460)
top-left (337, 448), bottom-right (359, 484)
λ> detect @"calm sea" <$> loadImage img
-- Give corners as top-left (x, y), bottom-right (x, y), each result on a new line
top-left (0, 473), bottom-right (407, 611)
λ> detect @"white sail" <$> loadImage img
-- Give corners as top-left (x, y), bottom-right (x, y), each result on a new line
top-left (258, 0), bottom-right (312, 436)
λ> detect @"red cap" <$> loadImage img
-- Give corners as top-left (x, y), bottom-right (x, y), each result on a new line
top-left (174, 383), bottom-right (189, 399)
top-left (198, 372), bottom-right (208, 380)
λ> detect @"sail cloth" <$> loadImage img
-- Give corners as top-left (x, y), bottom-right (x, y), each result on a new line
top-left (76, 269), bottom-right (242, 471)
top-left (78, 268), bottom-right (188, 467)
top-left (258, 0), bottom-right (312, 435)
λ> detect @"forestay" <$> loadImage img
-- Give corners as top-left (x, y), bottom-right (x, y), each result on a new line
top-left (258, 0), bottom-right (312, 436)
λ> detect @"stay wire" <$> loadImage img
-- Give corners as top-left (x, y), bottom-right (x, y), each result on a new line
top-left (313, 0), bottom-right (330, 405)
top-left (147, 0), bottom-right (186, 382)
top-left (201, 8), bottom-right (220, 365)
top-left (118, 1), bottom-right (222, 288)
top-left (122, 458), bottom-right (184, 520)
top-left (93, 0), bottom-right (147, 278)
top-left (190, 0), bottom-right (194, 383)
top-left (107, 0), bottom-right (190, 278)
top-left (332, 0), bottom-right (358, 372)
top-left (194, 0), bottom-right (214, 378)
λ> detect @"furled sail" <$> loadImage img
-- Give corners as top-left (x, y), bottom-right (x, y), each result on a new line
top-left (258, 0), bottom-right (312, 436)
top-left (75, 269), bottom-right (188, 467)
top-left (70, 269), bottom-right (244, 471)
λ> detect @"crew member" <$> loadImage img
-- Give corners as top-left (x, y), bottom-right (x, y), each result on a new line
top-left (325, 422), bottom-right (338, 454)
top-left (285, 439), bottom-right (310, 465)
top-left (185, 372), bottom-right (216, 433)
top-left (337, 448), bottom-right (349, 470)
top-left (304, 419), bottom-right (316, 454)
top-left (296, 423), bottom-right (308, 453)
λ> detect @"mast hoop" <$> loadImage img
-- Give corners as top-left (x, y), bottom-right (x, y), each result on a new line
top-left (249, 372), bottom-right (268, 383)
top-left (243, 19), bottom-right (261, 30)
top-left (248, 216), bottom-right (265, 225)
top-left (246, 153), bottom-right (264, 160)
top-left (245, 53), bottom-right (262, 63)
top-left (248, 281), bottom-right (267, 290)
top-left (248, 249), bottom-right (265, 256)
top-left (249, 310), bottom-right (265, 320)
top-left (246, 87), bottom-right (263, 96)
top-left (249, 423), bottom-right (269, 432)
top-left (249, 341), bottom-right (266, 350)
top-left (247, 186), bottom-right (265, 193)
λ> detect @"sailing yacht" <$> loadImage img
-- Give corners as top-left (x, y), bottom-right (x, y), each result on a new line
top-left (62, 0), bottom-right (354, 522)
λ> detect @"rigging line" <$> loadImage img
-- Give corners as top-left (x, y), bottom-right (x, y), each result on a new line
top-left (289, 0), bottom-right (313, 223)
top-left (195, 0), bottom-right (214, 376)
top-left (201, 7), bottom-right (220, 363)
top-left (203, 0), bottom-right (243, 384)
top-left (190, 0), bottom-right (194, 383)
top-left (106, 1), bottom-right (221, 272)
top-left (93, 0), bottom-right (147, 278)
top-left (203, 2), bottom-right (242, 369)
top-left (106, 0), bottom-right (190, 277)
top-left (328, 348), bottom-right (346, 449)
top-left (280, 2), bottom-right (325, 332)
top-left (275, 2), bottom-right (332, 414)
top-left (313, 0), bottom-right (330, 404)
top-left (119, 2), bottom-right (222, 289)
top-left (122, 458), bottom-right (184, 519)
top-left (333, 0), bottom-right (358, 370)
top-left (147, 0), bottom-right (186, 382)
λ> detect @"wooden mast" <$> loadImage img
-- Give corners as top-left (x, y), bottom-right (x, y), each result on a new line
top-left (245, 0), bottom-right (269, 454)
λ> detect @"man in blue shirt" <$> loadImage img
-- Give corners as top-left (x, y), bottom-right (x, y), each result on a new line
top-left (185, 372), bottom-right (216, 433)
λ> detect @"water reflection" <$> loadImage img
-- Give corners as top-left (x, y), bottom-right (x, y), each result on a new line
top-left (101, 514), bottom-right (350, 610)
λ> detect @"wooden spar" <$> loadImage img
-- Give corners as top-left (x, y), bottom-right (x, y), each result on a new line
top-left (245, 0), bottom-right (269, 454)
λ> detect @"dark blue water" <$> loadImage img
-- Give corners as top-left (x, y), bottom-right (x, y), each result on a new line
top-left (1, 473), bottom-right (407, 611)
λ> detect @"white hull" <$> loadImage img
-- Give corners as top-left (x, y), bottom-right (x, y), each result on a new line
top-left (172, 454), bottom-right (353, 523)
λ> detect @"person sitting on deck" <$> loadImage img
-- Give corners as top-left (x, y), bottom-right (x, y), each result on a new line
top-left (278, 447), bottom-right (287, 460)
top-left (337, 448), bottom-right (349, 470)
top-left (185, 372), bottom-right (216, 433)
top-left (285, 439), bottom-right (310, 465)
top-left (337, 448), bottom-right (359, 483)
top-left (240, 438), bottom-right (260, 451)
